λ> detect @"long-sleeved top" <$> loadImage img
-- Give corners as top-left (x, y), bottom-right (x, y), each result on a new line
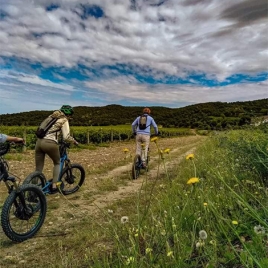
top-left (43, 110), bottom-right (76, 143)
top-left (131, 113), bottom-right (158, 135)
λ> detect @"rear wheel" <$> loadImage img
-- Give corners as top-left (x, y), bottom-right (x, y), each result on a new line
top-left (1, 184), bottom-right (47, 242)
top-left (132, 154), bottom-right (141, 180)
top-left (60, 164), bottom-right (85, 195)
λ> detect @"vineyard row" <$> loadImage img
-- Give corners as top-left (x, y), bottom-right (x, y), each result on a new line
top-left (1, 126), bottom-right (198, 149)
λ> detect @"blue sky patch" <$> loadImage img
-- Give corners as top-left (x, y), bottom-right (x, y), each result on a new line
top-left (1, 57), bottom-right (268, 89)
top-left (0, 9), bottom-right (8, 20)
top-left (46, 4), bottom-right (60, 12)
top-left (80, 5), bottom-right (104, 20)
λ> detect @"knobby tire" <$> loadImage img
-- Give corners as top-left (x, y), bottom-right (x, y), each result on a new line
top-left (132, 154), bottom-right (141, 180)
top-left (60, 163), bottom-right (85, 195)
top-left (23, 171), bottom-right (46, 189)
top-left (1, 184), bottom-right (47, 242)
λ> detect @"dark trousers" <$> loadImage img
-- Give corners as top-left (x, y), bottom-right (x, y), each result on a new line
top-left (35, 139), bottom-right (60, 183)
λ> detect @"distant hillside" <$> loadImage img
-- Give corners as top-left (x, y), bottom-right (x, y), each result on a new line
top-left (0, 99), bottom-right (267, 130)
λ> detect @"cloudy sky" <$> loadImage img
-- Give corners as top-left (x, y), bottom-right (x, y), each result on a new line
top-left (0, 0), bottom-right (267, 114)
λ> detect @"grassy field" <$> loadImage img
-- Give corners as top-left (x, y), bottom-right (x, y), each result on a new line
top-left (0, 126), bottom-right (267, 268)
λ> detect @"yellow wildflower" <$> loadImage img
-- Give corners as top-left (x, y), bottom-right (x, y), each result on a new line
top-left (232, 220), bottom-right (238, 225)
top-left (203, 202), bottom-right (208, 206)
top-left (164, 148), bottom-right (171, 154)
top-left (167, 251), bottom-right (173, 257)
top-left (123, 148), bottom-right (129, 153)
top-left (209, 240), bottom-right (216, 246)
top-left (145, 248), bottom-right (153, 254)
top-left (126, 256), bottom-right (134, 265)
top-left (151, 137), bottom-right (158, 142)
top-left (187, 177), bottom-right (200, 185)
top-left (186, 153), bottom-right (194, 160)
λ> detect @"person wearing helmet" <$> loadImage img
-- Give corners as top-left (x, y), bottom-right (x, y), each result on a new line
top-left (131, 107), bottom-right (158, 168)
top-left (35, 105), bottom-right (78, 194)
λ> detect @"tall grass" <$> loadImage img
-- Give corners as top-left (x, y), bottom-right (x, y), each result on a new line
top-left (88, 127), bottom-right (268, 267)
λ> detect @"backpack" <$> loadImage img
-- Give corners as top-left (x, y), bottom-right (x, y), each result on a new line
top-left (139, 114), bottom-right (148, 130)
top-left (35, 116), bottom-right (58, 139)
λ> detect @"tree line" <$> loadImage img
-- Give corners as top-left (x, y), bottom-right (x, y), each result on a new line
top-left (0, 98), bottom-right (267, 130)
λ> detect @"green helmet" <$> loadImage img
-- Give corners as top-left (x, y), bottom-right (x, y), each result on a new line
top-left (60, 105), bottom-right (74, 116)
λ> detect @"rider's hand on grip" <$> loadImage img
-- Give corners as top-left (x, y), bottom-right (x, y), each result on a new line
top-left (15, 138), bottom-right (25, 144)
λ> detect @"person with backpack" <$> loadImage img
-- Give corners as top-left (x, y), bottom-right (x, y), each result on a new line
top-left (35, 105), bottom-right (78, 194)
top-left (131, 107), bottom-right (158, 168)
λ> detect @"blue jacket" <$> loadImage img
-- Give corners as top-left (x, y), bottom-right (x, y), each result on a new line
top-left (132, 114), bottom-right (158, 135)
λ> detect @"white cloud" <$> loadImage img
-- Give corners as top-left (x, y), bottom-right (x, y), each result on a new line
top-left (18, 75), bottom-right (74, 91)
top-left (84, 75), bottom-right (268, 106)
top-left (0, 0), bottom-right (267, 113)
top-left (0, 0), bottom-right (267, 76)
top-left (0, 70), bottom-right (74, 91)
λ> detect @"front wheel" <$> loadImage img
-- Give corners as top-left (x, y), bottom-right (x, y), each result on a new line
top-left (132, 154), bottom-right (141, 180)
top-left (1, 184), bottom-right (47, 242)
top-left (23, 171), bottom-right (46, 189)
top-left (60, 164), bottom-right (85, 195)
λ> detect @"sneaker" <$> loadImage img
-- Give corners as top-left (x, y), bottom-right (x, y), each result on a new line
top-left (142, 162), bottom-right (147, 168)
top-left (49, 185), bottom-right (59, 194)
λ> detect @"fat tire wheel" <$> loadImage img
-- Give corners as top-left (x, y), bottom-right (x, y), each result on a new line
top-left (1, 184), bottom-right (47, 242)
top-left (60, 164), bottom-right (85, 195)
top-left (132, 155), bottom-right (141, 180)
top-left (23, 171), bottom-right (46, 189)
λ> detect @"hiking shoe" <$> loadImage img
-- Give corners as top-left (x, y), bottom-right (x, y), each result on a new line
top-left (49, 185), bottom-right (59, 194)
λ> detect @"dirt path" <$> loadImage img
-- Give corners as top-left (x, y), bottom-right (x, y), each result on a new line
top-left (87, 146), bottom-right (197, 212)
top-left (0, 135), bottom-right (205, 265)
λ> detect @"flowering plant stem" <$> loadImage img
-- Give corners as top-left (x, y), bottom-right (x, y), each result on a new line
top-left (192, 160), bottom-right (197, 178)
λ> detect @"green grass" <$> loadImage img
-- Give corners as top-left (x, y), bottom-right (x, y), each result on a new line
top-left (3, 153), bottom-right (23, 161)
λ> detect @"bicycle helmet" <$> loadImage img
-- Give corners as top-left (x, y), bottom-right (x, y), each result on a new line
top-left (143, 107), bottom-right (151, 114)
top-left (60, 105), bottom-right (74, 116)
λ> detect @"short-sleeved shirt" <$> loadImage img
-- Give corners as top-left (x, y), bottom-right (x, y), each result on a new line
top-left (0, 133), bottom-right (7, 143)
